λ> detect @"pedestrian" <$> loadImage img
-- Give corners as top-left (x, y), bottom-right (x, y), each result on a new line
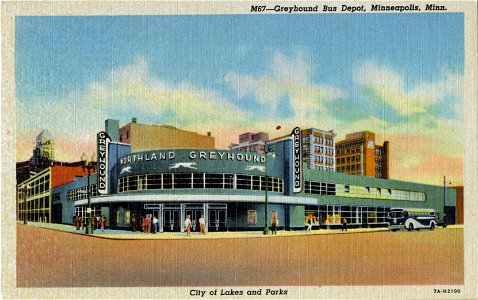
top-left (199, 215), bottom-right (206, 235)
top-left (147, 215), bottom-right (152, 233)
top-left (91, 215), bottom-right (96, 231)
top-left (80, 216), bottom-right (85, 230)
top-left (306, 217), bottom-right (313, 231)
top-left (100, 215), bottom-right (106, 231)
top-left (96, 215), bottom-right (101, 229)
top-left (140, 216), bottom-right (144, 232)
top-left (271, 215), bottom-right (278, 235)
top-left (185, 215), bottom-right (192, 236)
top-left (132, 214), bottom-right (137, 232)
top-left (342, 217), bottom-right (347, 231)
top-left (74, 215), bottom-right (79, 230)
top-left (153, 216), bottom-right (158, 233)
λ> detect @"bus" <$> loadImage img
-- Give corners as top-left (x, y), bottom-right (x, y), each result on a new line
top-left (387, 208), bottom-right (437, 231)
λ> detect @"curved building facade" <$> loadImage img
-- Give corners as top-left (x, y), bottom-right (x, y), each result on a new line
top-left (51, 128), bottom-right (456, 232)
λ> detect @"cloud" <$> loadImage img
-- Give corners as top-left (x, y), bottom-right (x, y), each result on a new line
top-left (224, 51), bottom-right (344, 126)
top-left (355, 61), bottom-right (464, 117)
top-left (17, 55), bottom-right (253, 161)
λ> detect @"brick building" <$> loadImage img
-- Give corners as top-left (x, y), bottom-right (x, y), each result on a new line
top-left (118, 118), bottom-right (215, 151)
top-left (229, 132), bottom-right (269, 153)
top-left (335, 131), bottom-right (389, 179)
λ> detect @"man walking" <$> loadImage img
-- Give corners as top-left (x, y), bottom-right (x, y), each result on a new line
top-left (199, 215), bottom-right (206, 235)
top-left (153, 216), bottom-right (159, 234)
top-left (342, 217), bottom-right (348, 231)
top-left (185, 215), bottom-right (192, 236)
top-left (271, 215), bottom-right (278, 235)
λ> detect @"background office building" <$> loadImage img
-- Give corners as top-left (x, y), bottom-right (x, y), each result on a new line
top-left (335, 131), bottom-right (389, 179)
top-left (119, 118), bottom-right (215, 151)
top-left (301, 128), bottom-right (336, 171)
top-left (229, 131), bottom-right (269, 154)
top-left (17, 164), bottom-right (89, 224)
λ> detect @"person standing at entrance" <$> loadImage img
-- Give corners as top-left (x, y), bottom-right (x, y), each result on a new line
top-left (342, 217), bottom-right (347, 231)
top-left (185, 215), bottom-right (192, 236)
top-left (100, 215), bottom-right (106, 231)
top-left (131, 214), bottom-right (137, 232)
top-left (271, 215), bottom-right (278, 235)
top-left (199, 215), bottom-right (206, 235)
top-left (91, 215), bottom-right (96, 231)
top-left (153, 216), bottom-right (158, 234)
top-left (147, 215), bottom-right (152, 233)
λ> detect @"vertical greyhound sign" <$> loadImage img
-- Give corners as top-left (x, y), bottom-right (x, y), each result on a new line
top-left (97, 131), bottom-right (111, 194)
top-left (291, 127), bottom-right (303, 193)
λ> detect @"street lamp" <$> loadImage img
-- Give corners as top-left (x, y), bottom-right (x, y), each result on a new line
top-left (263, 142), bottom-right (276, 235)
top-left (81, 153), bottom-right (96, 234)
top-left (443, 176), bottom-right (452, 228)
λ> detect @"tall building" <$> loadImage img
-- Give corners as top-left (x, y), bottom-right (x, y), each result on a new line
top-left (229, 132), bottom-right (269, 153)
top-left (119, 118), bottom-right (215, 151)
top-left (301, 128), bottom-right (336, 171)
top-left (335, 131), bottom-right (389, 179)
top-left (17, 129), bottom-right (56, 184)
top-left (33, 129), bottom-right (55, 162)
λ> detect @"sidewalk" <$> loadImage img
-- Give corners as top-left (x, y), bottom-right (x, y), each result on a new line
top-left (19, 221), bottom-right (462, 240)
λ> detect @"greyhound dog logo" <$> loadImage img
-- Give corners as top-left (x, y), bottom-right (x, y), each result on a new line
top-left (169, 162), bottom-right (198, 170)
top-left (245, 165), bottom-right (266, 172)
top-left (120, 166), bottom-right (132, 175)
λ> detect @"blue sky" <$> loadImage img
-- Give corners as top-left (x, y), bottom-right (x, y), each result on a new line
top-left (16, 13), bottom-right (464, 184)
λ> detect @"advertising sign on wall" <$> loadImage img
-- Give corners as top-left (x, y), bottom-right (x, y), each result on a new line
top-left (97, 131), bottom-right (111, 194)
top-left (291, 127), bottom-right (302, 193)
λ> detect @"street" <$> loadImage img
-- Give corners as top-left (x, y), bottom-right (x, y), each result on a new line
top-left (16, 224), bottom-right (463, 287)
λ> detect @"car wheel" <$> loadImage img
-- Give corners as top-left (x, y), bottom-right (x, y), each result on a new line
top-left (430, 223), bottom-right (435, 230)
top-left (391, 229), bottom-right (398, 232)
top-left (408, 223), bottom-right (414, 231)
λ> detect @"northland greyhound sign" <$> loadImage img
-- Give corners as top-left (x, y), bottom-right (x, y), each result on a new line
top-left (291, 127), bottom-right (302, 193)
top-left (97, 131), bottom-right (111, 194)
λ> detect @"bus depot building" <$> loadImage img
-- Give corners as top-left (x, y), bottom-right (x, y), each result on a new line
top-left (51, 130), bottom-right (457, 232)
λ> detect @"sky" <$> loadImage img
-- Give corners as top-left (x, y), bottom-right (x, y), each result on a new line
top-left (15, 13), bottom-right (464, 186)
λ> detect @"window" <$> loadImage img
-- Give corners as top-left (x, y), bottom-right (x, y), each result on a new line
top-left (204, 173), bottom-right (223, 189)
top-left (237, 174), bottom-right (252, 190)
top-left (163, 174), bottom-right (173, 189)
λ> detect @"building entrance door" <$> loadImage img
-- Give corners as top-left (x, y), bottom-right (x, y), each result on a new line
top-left (185, 208), bottom-right (204, 232)
top-left (163, 209), bottom-right (180, 232)
top-left (208, 206), bottom-right (227, 231)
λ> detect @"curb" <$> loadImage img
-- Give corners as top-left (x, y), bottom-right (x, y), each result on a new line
top-left (18, 222), bottom-right (462, 240)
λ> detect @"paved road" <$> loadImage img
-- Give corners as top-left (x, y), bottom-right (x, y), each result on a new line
top-left (16, 224), bottom-right (463, 288)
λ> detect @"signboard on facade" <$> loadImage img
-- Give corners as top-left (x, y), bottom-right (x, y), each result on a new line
top-left (291, 127), bottom-right (303, 193)
top-left (97, 131), bottom-right (111, 194)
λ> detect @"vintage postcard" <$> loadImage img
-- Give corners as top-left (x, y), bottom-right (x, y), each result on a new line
top-left (2, 1), bottom-right (477, 299)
